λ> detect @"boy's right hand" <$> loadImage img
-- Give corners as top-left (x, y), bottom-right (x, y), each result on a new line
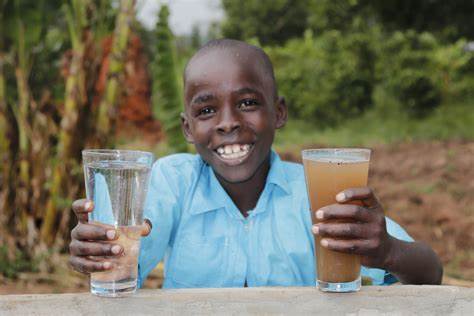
top-left (68, 199), bottom-right (150, 274)
top-left (69, 199), bottom-right (121, 274)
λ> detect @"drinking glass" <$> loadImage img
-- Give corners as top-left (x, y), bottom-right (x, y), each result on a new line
top-left (302, 148), bottom-right (371, 292)
top-left (82, 149), bottom-right (153, 297)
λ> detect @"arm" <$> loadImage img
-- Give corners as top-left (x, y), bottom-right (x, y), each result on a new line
top-left (384, 237), bottom-right (442, 284)
top-left (313, 187), bottom-right (443, 285)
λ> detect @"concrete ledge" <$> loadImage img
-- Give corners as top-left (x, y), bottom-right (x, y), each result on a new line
top-left (0, 285), bottom-right (473, 315)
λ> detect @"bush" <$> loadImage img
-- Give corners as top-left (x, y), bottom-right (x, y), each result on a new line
top-left (378, 31), bottom-right (442, 118)
top-left (0, 246), bottom-right (38, 278)
top-left (432, 39), bottom-right (474, 100)
top-left (268, 29), bottom-right (471, 123)
top-left (267, 30), bottom-right (376, 127)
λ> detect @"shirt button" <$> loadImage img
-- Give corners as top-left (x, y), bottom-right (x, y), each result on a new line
top-left (244, 221), bottom-right (252, 231)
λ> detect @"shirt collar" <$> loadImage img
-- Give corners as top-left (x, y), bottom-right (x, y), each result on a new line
top-left (266, 150), bottom-right (291, 195)
top-left (189, 150), bottom-right (290, 215)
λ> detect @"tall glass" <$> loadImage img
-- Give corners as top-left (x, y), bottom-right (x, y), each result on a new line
top-left (302, 148), bottom-right (371, 292)
top-left (82, 149), bottom-right (153, 297)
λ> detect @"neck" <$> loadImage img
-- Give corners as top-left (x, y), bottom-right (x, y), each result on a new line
top-left (216, 154), bottom-right (271, 217)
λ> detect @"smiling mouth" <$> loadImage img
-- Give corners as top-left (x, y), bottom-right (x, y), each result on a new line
top-left (214, 143), bottom-right (254, 161)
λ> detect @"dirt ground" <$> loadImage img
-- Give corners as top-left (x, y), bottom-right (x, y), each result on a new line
top-left (1, 140), bottom-right (472, 294)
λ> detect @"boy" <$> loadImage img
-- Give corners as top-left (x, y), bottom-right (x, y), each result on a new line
top-left (69, 39), bottom-right (442, 287)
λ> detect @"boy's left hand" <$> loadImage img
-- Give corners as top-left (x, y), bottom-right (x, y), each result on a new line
top-left (312, 187), bottom-right (394, 269)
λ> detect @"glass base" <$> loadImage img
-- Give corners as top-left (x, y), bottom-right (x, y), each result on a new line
top-left (317, 276), bottom-right (361, 293)
top-left (91, 279), bottom-right (137, 298)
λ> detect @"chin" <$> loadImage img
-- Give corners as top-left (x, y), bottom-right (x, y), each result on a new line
top-left (216, 169), bottom-right (256, 184)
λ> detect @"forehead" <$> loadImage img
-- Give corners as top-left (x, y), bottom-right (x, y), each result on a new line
top-left (184, 49), bottom-right (272, 99)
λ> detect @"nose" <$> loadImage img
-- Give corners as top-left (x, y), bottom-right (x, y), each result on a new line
top-left (216, 106), bottom-right (241, 134)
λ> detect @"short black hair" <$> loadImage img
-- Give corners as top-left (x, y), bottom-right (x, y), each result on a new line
top-left (184, 39), bottom-right (277, 99)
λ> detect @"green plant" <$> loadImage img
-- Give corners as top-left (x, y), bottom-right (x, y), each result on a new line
top-left (378, 31), bottom-right (442, 118)
top-left (267, 29), bottom-right (376, 127)
top-left (0, 246), bottom-right (38, 278)
top-left (151, 4), bottom-right (188, 153)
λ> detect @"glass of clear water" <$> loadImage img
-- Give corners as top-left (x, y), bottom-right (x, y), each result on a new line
top-left (82, 149), bottom-right (153, 297)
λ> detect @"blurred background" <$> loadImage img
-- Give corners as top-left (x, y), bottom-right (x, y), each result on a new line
top-left (0, 0), bottom-right (472, 293)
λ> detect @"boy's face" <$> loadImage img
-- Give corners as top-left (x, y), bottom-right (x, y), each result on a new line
top-left (182, 48), bottom-right (287, 184)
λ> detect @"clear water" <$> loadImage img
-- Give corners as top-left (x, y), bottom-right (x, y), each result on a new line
top-left (84, 160), bottom-right (150, 297)
top-left (90, 225), bottom-right (141, 297)
top-left (85, 161), bottom-right (151, 226)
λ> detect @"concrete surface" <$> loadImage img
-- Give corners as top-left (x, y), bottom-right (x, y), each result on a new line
top-left (0, 286), bottom-right (473, 315)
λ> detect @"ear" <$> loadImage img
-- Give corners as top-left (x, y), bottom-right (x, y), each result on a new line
top-left (180, 112), bottom-right (195, 144)
top-left (275, 96), bottom-right (288, 129)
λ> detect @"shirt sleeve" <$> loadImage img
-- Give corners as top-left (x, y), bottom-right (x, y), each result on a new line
top-left (137, 158), bottom-right (183, 287)
top-left (361, 216), bottom-right (414, 285)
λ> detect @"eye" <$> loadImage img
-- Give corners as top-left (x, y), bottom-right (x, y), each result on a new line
top-left (238, 99), bottom-right (259, 110)
top-left (197, 106), bottom-right (215, 117)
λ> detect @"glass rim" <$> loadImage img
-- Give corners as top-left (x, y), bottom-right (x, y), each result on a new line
top-left (301, 148), bottom-right (371, 161)
top-left (301, 148), bottom-right (371, 154)
top-left (82, 149), bottom-right (153, 157)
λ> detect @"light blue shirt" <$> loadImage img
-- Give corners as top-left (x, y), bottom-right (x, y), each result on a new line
top-left (137, 151), bottom-right (413, 288)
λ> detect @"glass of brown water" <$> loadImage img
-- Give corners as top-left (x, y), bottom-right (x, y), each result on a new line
top-left (302, 148), bottom-right (371, 292)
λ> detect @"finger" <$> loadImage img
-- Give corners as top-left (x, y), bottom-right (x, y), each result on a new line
top-left (336, 187), bottom-right (381, 208)
top-left (315, 204), bottom-right (372, 222)
top-left (72, 199), bottom-right (94, 223)
top-left (69, 240), bottom-right (123, 257)
top-left (69, 256), bottom-right (113, 274)
top-left (320, 238), bottom-right (373, 255)
top-left (71, 223), bottom-right (118, 241)
top-left (141, 219), bottom-right (152, 237)
top-left (313, 223), bottom-right (366, 239)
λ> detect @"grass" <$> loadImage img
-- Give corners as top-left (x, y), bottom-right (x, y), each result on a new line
top-left (274, 91), bottom-right (474, 153)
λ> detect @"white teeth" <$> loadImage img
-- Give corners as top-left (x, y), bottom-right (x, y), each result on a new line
top-left (216, 143), bottom-right (252, 160)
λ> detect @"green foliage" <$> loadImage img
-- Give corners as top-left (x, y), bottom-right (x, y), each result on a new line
top-left (0, 246), bottom-right (38, 278)
top-left (378, 31), bottom-right (441, 117)
top-left (432, 39), bottom-right (474, 100)
top-left (267, 30), bottom-right (375, 126)
top-left (377, 31), bottom-right (474, 118)
top-left (275, 90), bottom-right (474, 151)
top-left (364, 0), bottom-right (474, 40)
top-left (307, 0), bottom-right (373, 34)
top-left (0, 0), bottom-right (67, 101)
top-left (221, 0), bottom-right (310, 45)
top-left (152, 5), bottom-right (188, 153)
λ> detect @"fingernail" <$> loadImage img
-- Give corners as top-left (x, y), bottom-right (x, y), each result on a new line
top-left (106, 230), bottom-right (116, 240)
top-left (312, 225), bottom-right (319, 235)
top-left (321, 239), bottom-right (329, 247)
top-left (85, 201), bottom-right (93, 211)
top-left (316, 210), bottom-right (324, 220)
top-left (111, 245), bottom-right (122, 255)
top-left (103, 262), bottom-right (112, 269)
top-left (336, 192), bottom-right (346, 202)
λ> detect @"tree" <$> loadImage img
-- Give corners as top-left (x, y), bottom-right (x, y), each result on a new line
top-left (307, 0), bottom-right (374, 34)
top-left (152, 4), bottom-right (187, 153)
top-left (96, 0), bottom-right (136, 145)
top-left (221, 0), bottom-right (310, 45)
top-left (307, 0), bottom-right (474, 41)
top-left (364, 0), bottom-right (474, 40)
top-left (0, 0), bottom-right (134, 275)
top-left (190, 24), bottom-right (201, 50)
